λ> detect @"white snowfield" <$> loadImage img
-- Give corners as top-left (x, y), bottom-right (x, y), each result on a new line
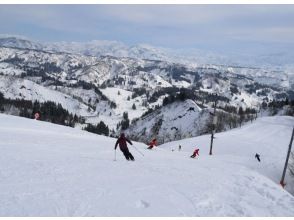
top-left (0, 114), bottom-right (293, 217)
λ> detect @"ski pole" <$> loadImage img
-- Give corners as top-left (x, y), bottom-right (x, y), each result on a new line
top-left (132, 145), bottom-right (144, 156)
top-left (114, 149), bottom-right (117, 161)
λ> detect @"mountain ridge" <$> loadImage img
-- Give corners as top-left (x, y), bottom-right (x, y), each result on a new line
top-left (0, 36), bottom-right (293, 141)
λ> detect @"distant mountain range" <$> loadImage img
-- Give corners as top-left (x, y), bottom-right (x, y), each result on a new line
top-left (0, 35), bottom-right (293, 142)
top-left (1, 35), bottom-right (294, 71)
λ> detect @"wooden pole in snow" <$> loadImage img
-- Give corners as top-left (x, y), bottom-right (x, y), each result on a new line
top-left (280, 126), bottom-right (294, 187)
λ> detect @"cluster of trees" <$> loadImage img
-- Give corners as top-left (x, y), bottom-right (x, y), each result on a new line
top-left (262, 99), bottom-right (294, 116)
top-left (148, 87), bottom-right (179, 103)
top-left (161, 88), bottom-right (230, 107)
top-left (214, 108), bottom-right (256, 132)
top-left (3, 55), bottom-right (24, 64)
top-left (69, 80), bottom-right (109, 101)
top-left (149, 87), bottom-right (230, 107)
top-left (20, 62), bottom-right (63, 82)
top-left (83, 121), bottom-right (109, 136)
top-left (0, 92), bottom-right (84, 127)
top-left (132, 88), bottom-right (149, 99)
top-left (244, 82), bottom-right (278, 95)
top-left (161, 65), bottom-right (197, 83)
top-left (162, 89), bottom-right (189, 105)
top-left (68, 80), bottom-right (117, 109)
top-left (219, 105), bottom-right (254, 115)
top-left (117, 112), bottom-right (130, 131)
top-left (114, 76), bottom-right (126, 86)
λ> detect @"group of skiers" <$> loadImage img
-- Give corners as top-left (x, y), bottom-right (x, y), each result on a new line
top-left (114, 133), bottom-right (202, 161)
top-left (31, 113), bottom-right (261, 162)
top-left (114, 133), bottom-right (262, 162)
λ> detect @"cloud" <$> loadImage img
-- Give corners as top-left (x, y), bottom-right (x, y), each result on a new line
top-left (227, 26), bottom-right (294, 44)
top-left (0, 5), bottom-right (100, 35)
top-left (92, 5), bottom-right (294, 28)
top-left (0, 4), bottom-right (293, 53)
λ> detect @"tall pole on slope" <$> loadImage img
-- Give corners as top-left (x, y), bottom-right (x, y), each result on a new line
top-left (209, 94), bottom-right (218, 155)
top-left (280, 126), bottom-right (294, 188)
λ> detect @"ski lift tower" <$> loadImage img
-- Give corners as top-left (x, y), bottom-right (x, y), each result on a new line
top-left (280, 126), bottom-right (294, 187)
top-left (209, 93), bottom-right (218, 155)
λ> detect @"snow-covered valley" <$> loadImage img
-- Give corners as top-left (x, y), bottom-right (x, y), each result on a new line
top-left (0, 113), bottom-right (293, 216)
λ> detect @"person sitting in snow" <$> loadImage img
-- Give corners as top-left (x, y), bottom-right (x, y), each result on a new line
top-left (190, 148), bottom-right (199, 158)
top-left (147, 138), bottom-right (157, 149)
top-left (114, 133), bottom-right (135, 161)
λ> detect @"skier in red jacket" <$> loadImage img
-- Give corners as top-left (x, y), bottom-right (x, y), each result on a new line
top-left (34, 112), bottom-right (40, 120)
top-left (147, 138), bottom-right (157, 149)
top-left (115, 133), bottom-right (135, 161)
top-left (190, 148), bottom-right (199, 158)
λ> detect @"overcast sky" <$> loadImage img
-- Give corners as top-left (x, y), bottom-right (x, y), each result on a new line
top-left (0, 4), bottom-right (294, 55)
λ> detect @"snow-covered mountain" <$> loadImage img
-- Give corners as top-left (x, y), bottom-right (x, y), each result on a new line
top-left (1, 35), bottom-right (294, 72)
top-left (0, 36), bottom-right (43, 50)
top-left (0, 113), bottom-right (293, 216)
top-left (0, 44), bottom-right (293, 132)
top-left (0, 36), bottom-right (293, 139)
top-left (0, 36), bottom-right (174, 62)
top-left (127, 100), bottom-right (210, 144)
top-left (1, 36), bottom-right (293, 89)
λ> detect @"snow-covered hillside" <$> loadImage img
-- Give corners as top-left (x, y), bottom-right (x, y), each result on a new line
top-left (127, 100), bottom-right (210, 144)
top-left (0, 75), bottom-right (91, 116)
top-left (0, 36), bottom-right (293, 137)
top-left (0, 113), bottom-right (293, 216)
top-left (160, 115), bottom-right (294, 196)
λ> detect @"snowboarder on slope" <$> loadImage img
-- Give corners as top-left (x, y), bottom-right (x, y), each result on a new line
top-left (147, 138), bottom-right (157, 149)
top-left (115, 133), bottom-right (135, 161)
top-left (179, 145), bottom-right (182, 151)
top-left (255, 153), bottom-right (261, 162)
top-left (190, 148), bottom-right (199, 158)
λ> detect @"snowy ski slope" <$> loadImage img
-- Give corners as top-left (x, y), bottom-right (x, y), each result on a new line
top-left (0, 113), bottom-right (293, 216)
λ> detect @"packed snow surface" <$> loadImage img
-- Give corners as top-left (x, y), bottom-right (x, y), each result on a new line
top-left (0, 114), bottom-right (294, 216)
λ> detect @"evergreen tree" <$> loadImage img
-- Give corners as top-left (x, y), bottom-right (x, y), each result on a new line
top-left (84, 121), bottom-right (109, 136)
top-left (121, 112), bottom-right (130, 130)
top-left (238, 107), bottom-right (245, 127)
top-left (0, 92), bottom-right (4, 111)
top-left (132, 103), bottom-right (136, 110)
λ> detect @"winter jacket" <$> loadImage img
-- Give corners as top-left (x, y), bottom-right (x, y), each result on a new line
top-left (194, 149), bottom-right (199, 155)
top-left (149, 139), bottom-right (157, 147)
top-left (115, 134), bottom-right (132, 150)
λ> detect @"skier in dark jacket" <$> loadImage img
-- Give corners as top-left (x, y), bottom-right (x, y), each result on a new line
top-left (255, 153), bottom-right (261, 162)
top-left (115, 133), bottom-right (135, 161)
